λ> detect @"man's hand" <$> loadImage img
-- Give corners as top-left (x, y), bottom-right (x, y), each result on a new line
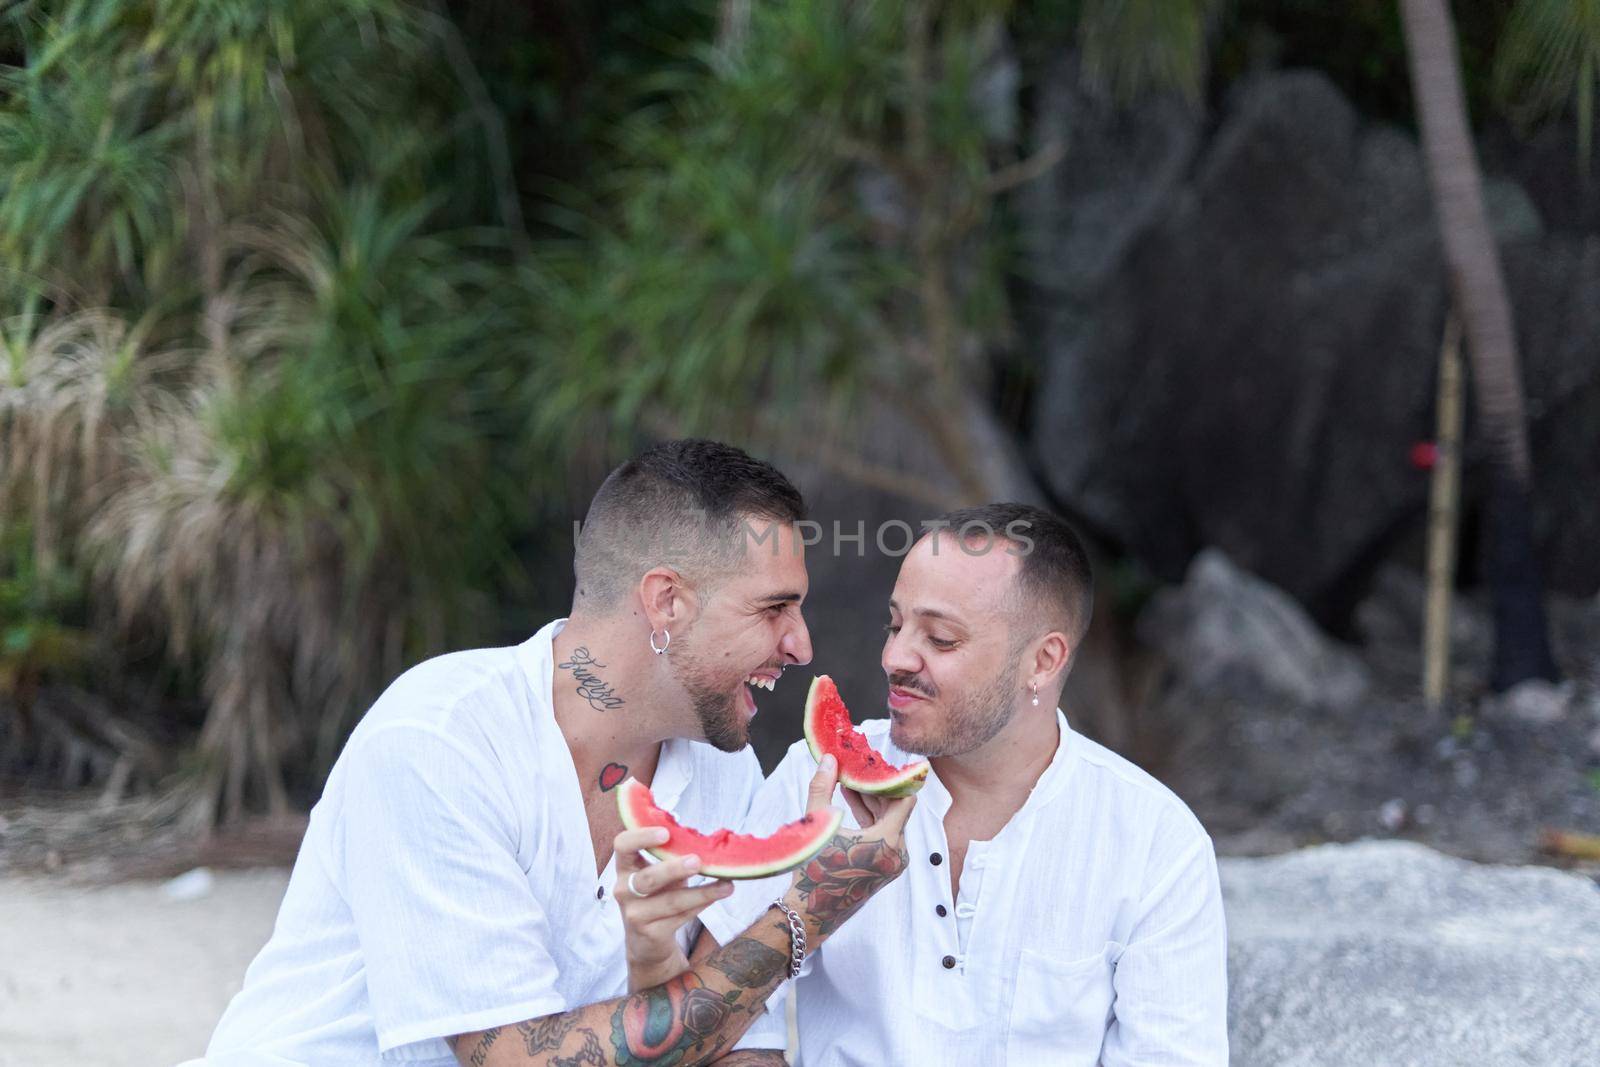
top-left (446, 756), bottom-right (912, 1067)
top-left (785, 754), bottom-right (914, 940)
top-left (614, 827), bottom-right (734, 991)
top-left (840, 786), bottom-right (893, 828)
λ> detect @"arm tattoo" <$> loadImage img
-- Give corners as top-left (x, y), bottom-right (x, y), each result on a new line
top-left (518, 1013), bottom-right (578, 1054)
top-left (551, 1028), bottom-right (608, 1066)
top-left (558, 647), bottom-right (625, 712)
top-left (461, 1026), bottom-right (501, 1066)
top-left (609, 972), bottom-right (732, 1065)
top-left (792, 832), bottom-right (907, 937)
top-left (708, 939), bottom-right (786, 988)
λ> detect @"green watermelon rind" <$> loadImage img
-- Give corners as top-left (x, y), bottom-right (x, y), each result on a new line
top-left (803, 674), bottom-right (930, 797)
top-left (615, 777), bottom-right (842, 880)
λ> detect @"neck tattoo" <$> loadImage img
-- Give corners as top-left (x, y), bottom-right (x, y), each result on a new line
top-left (598, 761), bottom-right (629, 792)
top-left (558, 646), bottom-right (625, 713)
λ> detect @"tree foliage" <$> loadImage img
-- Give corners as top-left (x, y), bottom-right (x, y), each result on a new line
top-left (0, 0), bottom-right (531, 821)
top-left (1494, 0), bottom-right (1600, 176)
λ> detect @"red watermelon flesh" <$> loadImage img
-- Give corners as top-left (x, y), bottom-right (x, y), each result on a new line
top-left (615, 777), bottom-right (841, 879)
top-left (803, 675), bottom-right (929, 797)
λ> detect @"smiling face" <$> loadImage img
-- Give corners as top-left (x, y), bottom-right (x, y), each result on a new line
top-left (669, 518), bottom-right (813, 751)
top-left (882, 532), bottom-right (1030, 757)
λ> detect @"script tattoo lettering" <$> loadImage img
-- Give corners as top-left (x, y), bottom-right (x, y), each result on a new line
top-left (463, 1026), bottom-right (500, 1066)
top-left (518, 1013), bottom-right (578, 1054)
top-left (709, 938), bottom-right (787, 988)
top-left (792, 832), bottom-right (907, 937)
top-left (558, 647), bottom-right (625, 712)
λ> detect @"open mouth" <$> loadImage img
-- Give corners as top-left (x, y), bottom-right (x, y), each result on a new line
top-left (740, 669), bottom-right (783, 719)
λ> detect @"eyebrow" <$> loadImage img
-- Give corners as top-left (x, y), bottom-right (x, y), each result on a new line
top-left (887, 599), bottom-right (963, 625)
top-left (756, 592), bottom-right (804, 606)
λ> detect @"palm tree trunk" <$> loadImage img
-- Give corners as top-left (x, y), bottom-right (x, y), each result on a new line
top-left (1399, 0), bottom-right (1558, 689)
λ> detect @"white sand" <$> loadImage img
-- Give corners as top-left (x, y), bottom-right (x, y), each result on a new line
top-left (0, 869), bottom-right (290, 1067)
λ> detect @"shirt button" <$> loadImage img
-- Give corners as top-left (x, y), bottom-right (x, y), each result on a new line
top-left (930, 852), bottom-right (943, 866)
top-left (941, 955), bottom-right (957, 969)
top-left (596, 886), bottom-right (605, 900)
top-left (935, 904), bottom-right (948, 917)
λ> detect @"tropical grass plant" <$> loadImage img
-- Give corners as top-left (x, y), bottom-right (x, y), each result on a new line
top-left (0, 0), bottom-right (538, 822)
top-left (0, 304), bottom-right (177, 564)
top-left (85, 180), bottom-right (523, 825)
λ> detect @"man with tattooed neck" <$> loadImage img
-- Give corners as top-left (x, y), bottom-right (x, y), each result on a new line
top-left (640, 504), bottom-right (1228, 1065)
top-left (203, 440), bottom-right (914, 1067)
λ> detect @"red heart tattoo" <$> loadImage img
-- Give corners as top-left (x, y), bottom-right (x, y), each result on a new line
top-left (599, 762), bottom-right (628, 792)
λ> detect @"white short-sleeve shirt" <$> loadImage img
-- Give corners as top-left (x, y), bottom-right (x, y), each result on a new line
top-left (205, 619), bottom-right (784, 1065)
top-left (701, 711), bottom-right (1229, 1067)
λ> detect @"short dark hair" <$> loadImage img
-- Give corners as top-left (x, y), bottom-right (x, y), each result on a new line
top-left (574, 439), bottom-right (806, 609)
top-left (934, 502), bottom-right (1094, 653)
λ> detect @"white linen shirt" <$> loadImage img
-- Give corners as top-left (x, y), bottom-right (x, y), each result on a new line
top-left (205, 619), bottom-right (785, 1066)
top-left (700, 711), bottom-right (1228, 1067)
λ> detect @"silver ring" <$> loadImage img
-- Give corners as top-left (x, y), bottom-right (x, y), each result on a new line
top-left (627, 870), bottom-right (647, 898)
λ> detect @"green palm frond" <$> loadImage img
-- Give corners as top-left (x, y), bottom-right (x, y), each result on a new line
top-left (1495, 0), bottom-right (1600, 175)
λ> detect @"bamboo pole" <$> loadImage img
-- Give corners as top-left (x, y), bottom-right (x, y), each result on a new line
top-left (1424, 313), bottom-right (1465, 711)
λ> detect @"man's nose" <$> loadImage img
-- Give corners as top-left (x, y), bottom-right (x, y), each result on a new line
top-left (881, 627), bottom-right (919, 677)
top-left (781, 613), bottom-right (813, 666)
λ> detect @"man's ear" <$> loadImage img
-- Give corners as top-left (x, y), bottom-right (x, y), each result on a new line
top-left (639, 566), bottom-right (695, 633)
top-left (1030, 631), bottom-right (1072, 690)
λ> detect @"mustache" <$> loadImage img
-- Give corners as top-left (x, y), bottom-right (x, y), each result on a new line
top-left (887, 672), bottom-right (936, 699)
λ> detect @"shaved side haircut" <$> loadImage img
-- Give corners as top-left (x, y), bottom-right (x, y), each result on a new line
top-left (573, 439), bottom-right (806, 611)
top-left (937, 502), bottom-right (1094, 660)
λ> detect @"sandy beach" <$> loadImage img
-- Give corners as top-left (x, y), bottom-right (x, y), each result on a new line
top-left (0, 869), bottom-right (290, 1067)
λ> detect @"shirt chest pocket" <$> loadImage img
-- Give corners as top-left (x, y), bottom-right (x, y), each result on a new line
top-left (1006, 943), bottom-right (1117, 1065)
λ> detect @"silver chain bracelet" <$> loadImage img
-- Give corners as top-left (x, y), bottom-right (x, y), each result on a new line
top-left (771, 898), bottom-right (807, 979)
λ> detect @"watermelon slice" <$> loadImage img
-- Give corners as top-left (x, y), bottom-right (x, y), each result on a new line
top-left (804, 675), bottom-right (930, 797)
top-left (615, 777), bottom-right (841, 879)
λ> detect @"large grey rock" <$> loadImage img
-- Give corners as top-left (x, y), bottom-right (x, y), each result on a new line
top-left (1223, 841), bottom-right (1600, 1066)
top-left (1504, 236), bottom-right (1600, 598)
top-left (1138, 548), bottom-right (1370, 708)
top-left (1026, 69), bottom-right (1599, 618)
top-left (1018, 53), bottom-right (1201, 302)
top-left (1031, 72), bottom-right (1448, 615)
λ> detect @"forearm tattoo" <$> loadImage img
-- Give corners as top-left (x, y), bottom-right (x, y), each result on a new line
top-left (551, 1029), bottom-right (608, 1066)
top-left (558, 647), bottom-right (625, 712)
top-left (611, 972), bottom-right (732, 1065)
top-left (707, 939), bottom-right (786, 988)
top-left (791, 832), bottom-right (907, 937)
top-left (603, 918), bottom-right (803, 1066)
top-left (457, 1027), bottom-right (501, 1066)
top-left (449, 839), bottom-right (904, 1067)
top-left (520, 1014), bottom-right (579, 1054)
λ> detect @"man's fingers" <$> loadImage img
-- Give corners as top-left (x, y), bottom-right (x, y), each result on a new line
top-left (873, 793), bottom-right (918, 837)
top-left (840, 787), bottom-right (874, 828)
top-left (806, 754), bottom-right (839, 814)
top-left (631, 882), bottom-right (734, 925)
top-left (614, 852), bottom-right (701, 900)
top-left (613, 827), bottom-right (670, 875)
top-left (608, 825), bottom-right (665, 876)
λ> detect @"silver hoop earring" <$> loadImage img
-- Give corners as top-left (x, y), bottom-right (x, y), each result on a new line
top-left (650, 629), bottom-right (671, 656)
top-left (1030, 683), bottom-right (1040, 707)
